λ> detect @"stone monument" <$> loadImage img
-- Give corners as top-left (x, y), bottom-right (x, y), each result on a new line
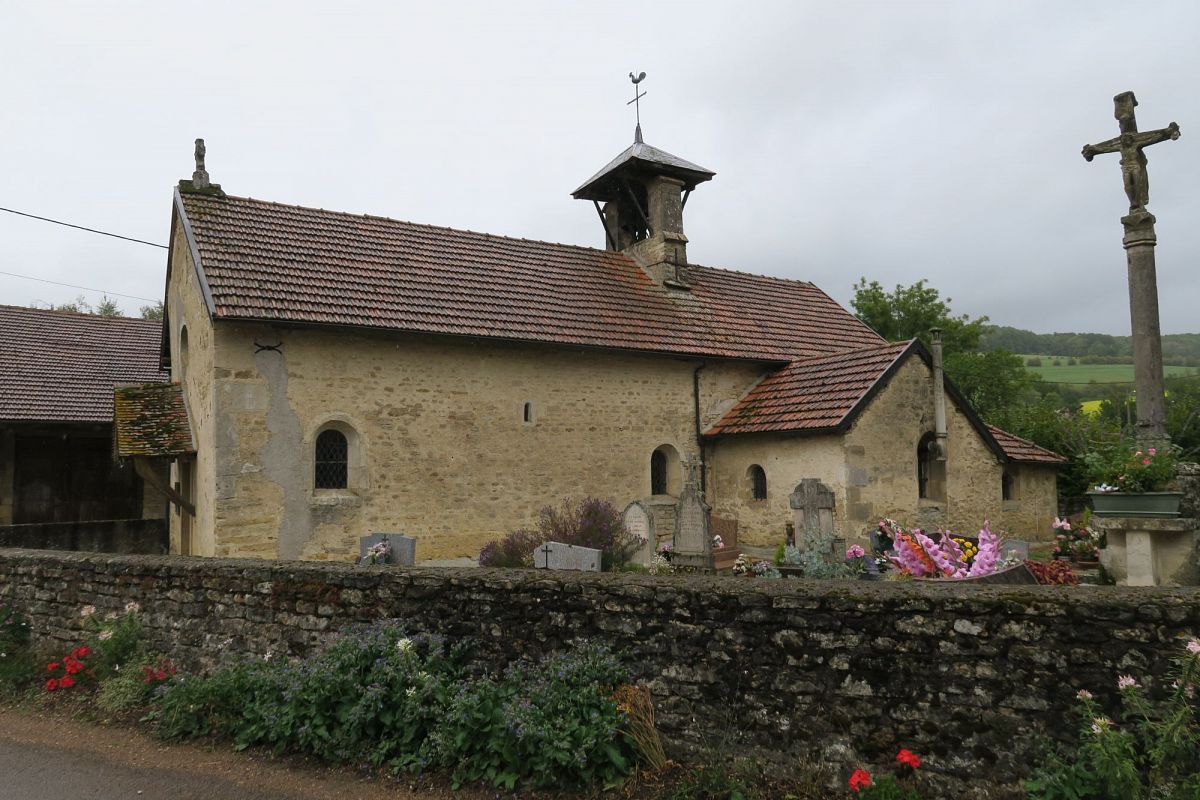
top-left (1082, 91), bottom-right (1181, 443)
top-left (671, 460), bottom-right (713, 572)
top-left (533, 541), bottom-right (601, 572)
top-left (789, 478), bottom-right (838, 557)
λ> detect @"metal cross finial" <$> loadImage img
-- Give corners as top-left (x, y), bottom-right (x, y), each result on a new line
top-left (627, 71), bottom-right (647, 140)
top-left (1082, 92), bottom-right (1180, 213)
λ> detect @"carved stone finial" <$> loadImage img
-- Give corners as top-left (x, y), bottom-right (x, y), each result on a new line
top-left (192, 138), bottom-right (210, 189)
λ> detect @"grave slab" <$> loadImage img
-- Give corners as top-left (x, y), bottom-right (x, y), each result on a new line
top-left (533, 541), bottom-right (601, 572)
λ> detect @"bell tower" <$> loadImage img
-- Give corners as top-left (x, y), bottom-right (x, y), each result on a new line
top-left (571, 74), bottom-right (715, 289)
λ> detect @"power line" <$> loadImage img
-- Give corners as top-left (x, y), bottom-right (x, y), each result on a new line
top-left (0, 270), bottom-right (159, 304)
top-left (0, 206), bottom-right (167, 249)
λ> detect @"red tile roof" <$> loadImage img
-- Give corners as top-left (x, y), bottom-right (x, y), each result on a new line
top-left (177, 192), bottom-right (885, 362)
top-left (114, 383), bottom-right (195, 457)
top-left (706, 341), bottom-right (914, 435)
top-left (0, 306), bottom-right (166, 423)
top-left (987, 425), bottom-right (1069, 465)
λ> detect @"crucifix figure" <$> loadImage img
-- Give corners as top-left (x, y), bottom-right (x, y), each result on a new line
top-left (1082, 92), bottom-right (1182, 443)
top-left (1082, 91), bottom-right (1180, 213)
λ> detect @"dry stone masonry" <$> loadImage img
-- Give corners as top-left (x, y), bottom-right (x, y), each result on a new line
top-left (2, 548), bottom-right (1198, 789)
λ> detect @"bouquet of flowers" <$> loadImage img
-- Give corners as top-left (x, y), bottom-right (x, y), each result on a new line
top-left (1085, 442), bottom-right (1178, 493)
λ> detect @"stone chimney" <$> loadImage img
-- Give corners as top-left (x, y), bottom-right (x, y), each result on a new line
top-left (573, 128), bottom-right (714, 290)
top-left (930, 328), bottom-right (948, 461)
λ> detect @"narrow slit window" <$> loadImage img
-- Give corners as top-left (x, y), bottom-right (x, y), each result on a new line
top-left (315, 429), bottom-right (349, 489)
top-left (650, 450), bottom-right (668, 495)
top-left (523, 402), bottom-right (533, 423)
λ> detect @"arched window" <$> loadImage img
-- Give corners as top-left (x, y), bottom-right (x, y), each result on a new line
top-left (1002, 469), bottom-right (1016, 501)
top-left (748, 465), bottom-right (767, 500)
top-left (917, 432), bottom-right (946, 501)
top-left (649, 444), bottom-right (681, 496)
top-left (650, 450), bottom-right (668, 495)
top-left (315, 429), bottom-right (349, 489)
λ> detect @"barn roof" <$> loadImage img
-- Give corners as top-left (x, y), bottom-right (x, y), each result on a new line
top-left (113, 383), bottom-right (195, 457)
top-left (0, 305), bottom-right (166, 423)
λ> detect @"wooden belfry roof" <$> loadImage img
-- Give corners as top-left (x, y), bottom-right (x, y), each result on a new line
top-left (174, 191), bottom-right (884, 362)
top-left (0, 305), bottom-right (166, 423)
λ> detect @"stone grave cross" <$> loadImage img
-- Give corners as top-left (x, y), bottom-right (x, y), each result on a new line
top-left (1082, 91), bottom-right (1181, 442)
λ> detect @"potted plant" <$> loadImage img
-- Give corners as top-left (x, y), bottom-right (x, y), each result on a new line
top-left (1084, 441), bottom-right (1182, 517)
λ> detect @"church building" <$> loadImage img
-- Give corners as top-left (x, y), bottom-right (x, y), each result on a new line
top-left (141, 131), bottom-right (1063, 561)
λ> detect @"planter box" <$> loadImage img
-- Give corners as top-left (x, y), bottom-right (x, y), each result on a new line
top-left (1088, 491), bottom-right (1183, 518)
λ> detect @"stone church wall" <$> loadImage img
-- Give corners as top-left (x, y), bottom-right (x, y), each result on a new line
top-left (2, 548), bottom-right (1195, 791)
top-left (166, 224), bottom-right (218, 556)
top-left (204, 320), bottom-right (764, 561)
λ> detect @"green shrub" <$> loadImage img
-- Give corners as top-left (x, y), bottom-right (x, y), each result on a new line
top-left (81, 605), bottom-right (145, 679)
top-left (0, 604), bottom-right (36, 694)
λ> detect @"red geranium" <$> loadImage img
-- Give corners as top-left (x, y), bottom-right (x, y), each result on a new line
top-left (58, 675), bottom-right (75, 689)
top-left (848, 768), bottom-right (872, 791)
top-left (896, 748), bottom-right (921, 769)
top-left (46, 662), bottom-right (59, 672)
top-left (45, 678), bottom-right (59, 691)
top-left (71, 646), bottom-right (91, 659)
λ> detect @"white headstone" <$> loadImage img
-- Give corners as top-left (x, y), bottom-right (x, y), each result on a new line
top-left (533, 541), bottom-right (601, 572)
top-left (623, 501), bottom-right (656, 565)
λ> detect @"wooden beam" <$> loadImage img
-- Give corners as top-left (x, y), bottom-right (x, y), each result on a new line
top-left (132, 458), bottom-right (195, 517)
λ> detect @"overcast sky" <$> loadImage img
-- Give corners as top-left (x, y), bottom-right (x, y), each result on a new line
top-left (2, 1), bottom-right (1197, 335)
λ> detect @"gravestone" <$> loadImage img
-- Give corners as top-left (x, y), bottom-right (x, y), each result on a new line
top-left (358, 533), bottom-right (416, 566)
top-left (789, 479), bottom-right (836, 557)
top-left (672, 461), bottom-right (713, 572)
top-left (533, 541), bottom-right (601, 572)
top-left (623, 501), bottom-right (657, 565)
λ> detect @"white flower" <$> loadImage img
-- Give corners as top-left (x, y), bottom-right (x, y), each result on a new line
top-left (405, 686), bottom-right (417, 698)
top-left (98, 630), bottom-right (114, 641)
top-left (1, 653), bottom-right (6, 658)
top-left (1091, 717), bottom-right (1113, 734)
top-left (104, 612), bottom-right (118, 621)
top-left (1076, 689), bottom-right (1093, 701)
top-left (124, 601), bottom-right (141, 614)
top-left (80, 605), bottom-right (97, 617)
top-left (396, 638), bottom-right (414, 654)
top-left (1186, 639), bottom-right (1200, 655)
top-left (1117, 675), bottom-right (1139, 690)
top-left (264, 650), bottom-right (274, 662)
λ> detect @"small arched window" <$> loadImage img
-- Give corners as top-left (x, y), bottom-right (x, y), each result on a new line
top-left (178, 325), bottom-right (190, 382)
top-left (748, 465), bottom-right (767, 500)
top-left (1002, 469), bottom-right (1016, 501)
top-left (917, 432), bottom-right (946, 501)
top-left (650, 450), bottom-right (668, 495)
top-left (315, 429), bottom-right (349, 489)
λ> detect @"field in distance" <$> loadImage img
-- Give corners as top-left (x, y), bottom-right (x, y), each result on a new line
top-left (1020, 355), bottom-right (1199, 385)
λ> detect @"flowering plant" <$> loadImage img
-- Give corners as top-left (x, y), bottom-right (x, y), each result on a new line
top-left (1052, 515), bottom-right (1104, 560)
top-left (847, 747), bottom-right (924, 798)
top-left (1085, 441), bottom-right (1179, 493)
top-left (45, 646), bottom-right (93, 692)
top-left (711, 534), bottom-right (725, 550)
top-left (1027, 637), bottom-right (1200, 798)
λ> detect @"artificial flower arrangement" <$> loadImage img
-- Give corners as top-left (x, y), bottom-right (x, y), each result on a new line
top-left (1085, 441), bottom-right (1178, 493)
top-left (879, 519), bottom-right (1008, 579)
top-left (359, 539), bottom-right (392, 565)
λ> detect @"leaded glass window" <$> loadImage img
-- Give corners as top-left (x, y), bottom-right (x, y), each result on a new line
top-left (315, 429), bottom-right (348, 489)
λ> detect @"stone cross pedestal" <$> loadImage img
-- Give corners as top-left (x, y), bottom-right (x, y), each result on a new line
top-left (1082, 91), bottom-right (1181, 442)
top-left (1094, 516), bottom-right (1197, 586)
top-left (789, 479), bottom-right (836, 556)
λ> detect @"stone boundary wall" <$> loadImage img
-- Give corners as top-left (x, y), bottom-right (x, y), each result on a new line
top-left (2, 548), bottom-right (1198, 788)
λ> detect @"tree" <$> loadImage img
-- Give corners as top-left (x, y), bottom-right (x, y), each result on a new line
top-left (140, 301), bottom-right (164, 320)
top-left (50, 294), bottom-right (92, 314)
top-left (95, 295), bottom-right (124, 317)
top-left (851, 278), bottom-right (988, 354)
top-left (943, 349), bottom-right (1039, 421)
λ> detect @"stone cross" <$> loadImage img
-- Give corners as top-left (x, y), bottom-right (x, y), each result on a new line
top-left (1082, 92), bottom-right (1181, 442)
top-left (193, 138), bottom-right (211, 189)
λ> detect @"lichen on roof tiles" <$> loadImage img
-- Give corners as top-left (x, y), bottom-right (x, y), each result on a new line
top-left (113, 383), bottom-right (195, 457)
